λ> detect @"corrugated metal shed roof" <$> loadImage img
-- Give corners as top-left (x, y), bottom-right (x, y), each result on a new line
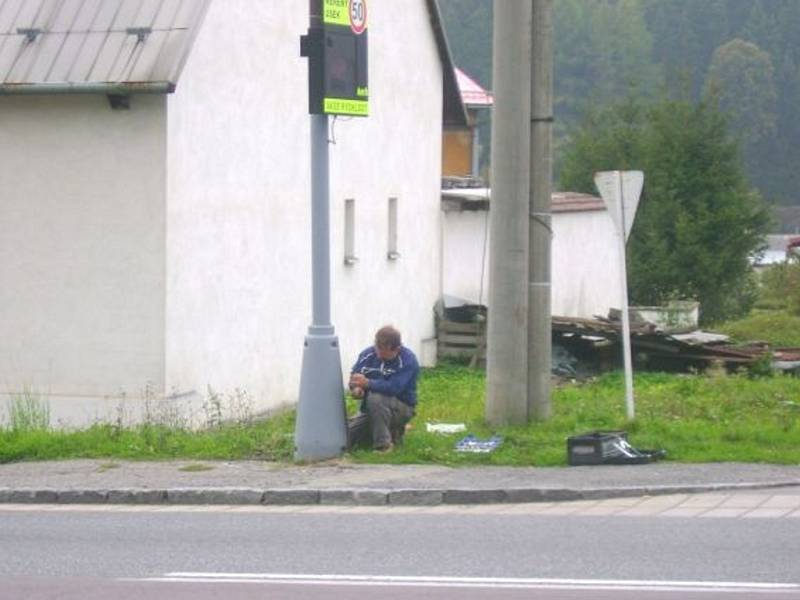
top-left (0, 0), bottom-right (210, 94)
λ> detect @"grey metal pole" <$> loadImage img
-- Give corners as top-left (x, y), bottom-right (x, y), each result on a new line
top-left (310, 113), bottom-right (333, 331)
top-left (486, 0), bottom-right (531, 426)
top-left (528, 0), bottom-right (553, 421)
top-left (616, 172), bottom-right (636, 420)
top-left (294, 0), bottom-right (348, 461)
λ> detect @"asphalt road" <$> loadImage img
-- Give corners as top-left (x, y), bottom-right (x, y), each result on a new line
top-left (3, 576), bottom-right (799, 600)
top-left (1, 502), bottom-right (799, 599)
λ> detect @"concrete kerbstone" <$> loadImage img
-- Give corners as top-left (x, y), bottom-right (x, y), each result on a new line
top-left (579, 487), bottom-right (646, 500)
top-left (443, 489), bottom-right (508, 504)
top-left (107, 489), bottom-right (167, 504)
top-left (0, 489), bottom-right (59, 503)
top-left (203, 489), bottom-right (264, 505)
top-left (320, 489), bottom-right (388, 505)
top-left (166, 488), bottom-right (206, 504)
top-left (504, 488), bottom-right (573, 503)
top-left (166, 488), bottom-right (264, 505)
top-left (643, 485), bottom-right (707, 497)
top-left (262, 489), bottom-right (320, 505)
top-left (388, 489), bottom-right (443, 506)
top-left (57, 490), bottom-right (108, 504)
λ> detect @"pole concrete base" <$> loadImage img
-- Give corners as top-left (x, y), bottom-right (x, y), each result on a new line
top-left (294, 329), bottom-right (348, 461)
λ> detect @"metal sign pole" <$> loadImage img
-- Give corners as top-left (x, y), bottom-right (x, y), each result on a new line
top-left (616, 172), bottom-right (635, 420)
top-left (294, 1), bottom-right (348, 461)
top-left (594, 170), bottom-right (644, 422)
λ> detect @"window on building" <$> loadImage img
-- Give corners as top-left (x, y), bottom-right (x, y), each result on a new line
top-left (387, 197), bottom-right (400, 260)
top-left (344, 198), bottom-right (358, 265)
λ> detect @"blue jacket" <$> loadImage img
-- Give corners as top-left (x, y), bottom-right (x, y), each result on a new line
top-left (351, 345), bottom-right (419, 408)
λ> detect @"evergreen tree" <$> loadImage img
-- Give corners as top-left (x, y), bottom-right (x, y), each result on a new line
top-left (439, 0), bottom-right (800, 206)
top-left (704, 39), bottom-right (777, 144)
top-left (560, 96), bottom-right (769, 323)
top-left (555, 0), bottom-right (658, 126)
top-left (642, 0), bottom-right (730, 99)
top-left (704, 39), bottom-right (778, 203)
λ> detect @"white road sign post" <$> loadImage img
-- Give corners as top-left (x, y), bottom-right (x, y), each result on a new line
top-left (594, 170), bottom-right (644, 420)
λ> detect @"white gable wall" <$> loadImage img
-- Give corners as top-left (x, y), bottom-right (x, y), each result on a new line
top-left (331, 1), bottom-right (443, 369)
top-left (166, 1), bottom-right (443, 415)
top-left (0, 95), bottom-right (167, 423)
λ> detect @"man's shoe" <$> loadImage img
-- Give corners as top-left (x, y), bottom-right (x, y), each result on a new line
top-left (390, 428), bottom-right (403, 446)
top-left (374, 442), bottom-right (394, 453)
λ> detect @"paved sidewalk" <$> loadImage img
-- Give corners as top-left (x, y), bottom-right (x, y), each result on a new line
top-left (1, 460), bottom-right (800, 506)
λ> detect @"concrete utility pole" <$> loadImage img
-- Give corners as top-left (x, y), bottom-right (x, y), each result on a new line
top-left (528, 0), bottom-right (553, 421)
top-left (486, 0), bottom-right (532, 426)
top-left (294, 0), bottom-right (348, 461)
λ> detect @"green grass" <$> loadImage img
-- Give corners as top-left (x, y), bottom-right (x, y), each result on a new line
top-left (2, 364), bottom-right (799, 466)
top-left (715, 309), bottom-right (800, 347)
top-left (351, 366), bottom-right (800, 465)
top-left (0, 410), bottom-right (296, 464)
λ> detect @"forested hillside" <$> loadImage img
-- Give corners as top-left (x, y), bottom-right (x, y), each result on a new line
top-left (439, 0), bottom-right (800, 206)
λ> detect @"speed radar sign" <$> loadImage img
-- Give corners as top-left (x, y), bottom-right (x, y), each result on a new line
top-left (349, 0), bottom-right (367, 34)
top-left (303, 0), bottom-right (369, 117)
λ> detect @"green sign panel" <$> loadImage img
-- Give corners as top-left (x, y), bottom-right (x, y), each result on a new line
top-left (323, 0), bottom-right (351, 27)
top-left (303, 0), bottom-right (369, 117)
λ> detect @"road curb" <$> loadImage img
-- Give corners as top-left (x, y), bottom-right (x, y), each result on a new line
top-left (1, 480), bottom-right (799, 507)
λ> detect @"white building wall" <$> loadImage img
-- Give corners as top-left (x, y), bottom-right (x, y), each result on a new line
top-left (166, 0), bottom-right (443, 415)
top-left (0, 95), bottom-right (167, 424)
top-left (331, 1), bottom-right (443, 370)
top-left (441, 208), bottom-right (491, 305)
top-left (442, 206), bottom-right (623, 319)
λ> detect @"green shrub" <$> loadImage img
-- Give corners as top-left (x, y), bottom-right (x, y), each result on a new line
top-left (716, 309), bottom-right (800, 347)
top-left (758, 256), bottom-right (800, 315)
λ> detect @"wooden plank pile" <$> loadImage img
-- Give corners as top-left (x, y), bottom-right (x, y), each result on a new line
top-left (435, 313), bottom-right (800, 372)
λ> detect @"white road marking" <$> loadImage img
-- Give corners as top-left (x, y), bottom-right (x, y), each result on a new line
top-left (134, 572), bottom-right (800, 593)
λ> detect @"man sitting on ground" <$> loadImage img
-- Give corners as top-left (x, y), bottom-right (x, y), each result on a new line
top-left (347, 326), bottom-right (420, 452)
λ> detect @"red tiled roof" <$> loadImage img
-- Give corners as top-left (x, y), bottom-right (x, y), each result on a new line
top-left (455, 67), bottom-right (493, 107)
top-left (551, 192), bottom-right (605, 213)
top-left (441, 189), bottom-right (606, 214)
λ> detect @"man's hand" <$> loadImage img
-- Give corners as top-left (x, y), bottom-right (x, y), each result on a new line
top-left (351, 386), bottom-right (365, 398)
top-left (350, 373), bottom-right (369, 389)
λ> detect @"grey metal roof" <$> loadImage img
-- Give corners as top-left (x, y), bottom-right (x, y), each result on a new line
top-left (0, 0), bottom-right (210, 94)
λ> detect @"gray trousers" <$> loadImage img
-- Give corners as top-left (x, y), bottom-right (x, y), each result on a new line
top-left (347, 392), bottom-right (415, 450)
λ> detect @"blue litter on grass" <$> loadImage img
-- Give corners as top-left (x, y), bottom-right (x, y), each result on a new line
top-left (455, 434), bottom-right (503, 453)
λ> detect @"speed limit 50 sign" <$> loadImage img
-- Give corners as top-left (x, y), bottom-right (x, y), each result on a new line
top-left (323, 0), bottom-right (368, 34)
top-left (349, 0), bottom-right (367, 34)
top-left (302, 0), bottom-right (369, 117)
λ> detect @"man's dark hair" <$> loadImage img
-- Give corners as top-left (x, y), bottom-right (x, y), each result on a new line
top-left (375, 325), bottom-right (401, 349)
